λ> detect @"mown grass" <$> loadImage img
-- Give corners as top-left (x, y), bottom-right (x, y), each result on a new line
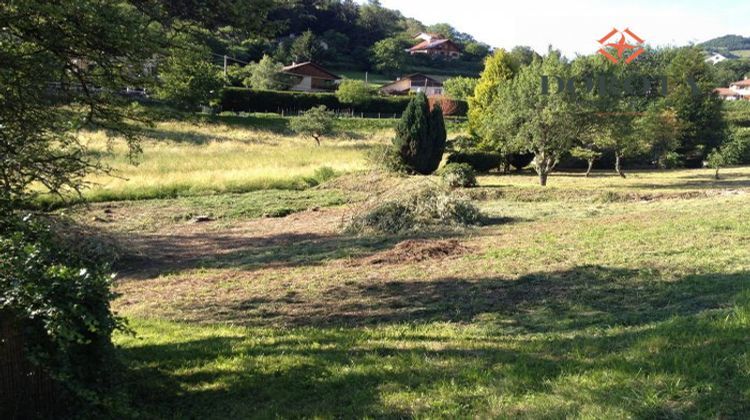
top-left (72, 189), bottom-right (352, 233)
top-left (109, 169), bottom-right (750, 418)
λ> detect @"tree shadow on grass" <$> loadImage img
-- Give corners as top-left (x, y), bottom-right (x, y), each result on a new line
top-left (208, 266), bottom-right (750, 331)
top-left (116, 228), bottom-right (491, 280)
top-left (118, 267), bottom-right (750, 418)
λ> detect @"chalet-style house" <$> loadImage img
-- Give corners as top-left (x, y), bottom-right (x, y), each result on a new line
top-left (408, 33), bottom-right (461, 60)
top-left (705, 52), bottom-right (729, 65)
top-left (714, 78), bottom-right (750, 101)
top-left (380, 73), bottom-right (447, 97)
top-left (282, 62), bottom-right (340, 92)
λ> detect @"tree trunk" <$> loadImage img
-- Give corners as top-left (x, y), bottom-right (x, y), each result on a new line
top-left (615, 153), bottom-right (626, 178)
top-left (715, 167), bottom-right (720, 180)
top-left (539, 171), bottom-right (548, 186)
top-left (585, 159), bottom-right (594, 178)
top-left (313, 135), bottom-right (321, 146)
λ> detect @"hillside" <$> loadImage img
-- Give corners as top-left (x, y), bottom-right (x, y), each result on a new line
top-left (700, 34), bottom-right (750, 52)
top-left (208, 1), bottom-right (490, 78)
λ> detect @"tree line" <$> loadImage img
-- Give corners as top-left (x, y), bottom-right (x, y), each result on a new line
top-left (453, 46), bottom-right (745, 185)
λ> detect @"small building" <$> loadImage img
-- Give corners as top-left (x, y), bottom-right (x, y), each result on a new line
top-left (729, 78), bottom-right (750, 96)
top-left (714, 78), bottom-right (750, 101)
top-left (380, 73), bottom-right (446, 97)
top-left (282, 62), bottom-right (340, 92)
top-left (705, 53), bottom-right (729, 65)
top-left (714, 88), bottom-right (743, 100)
top-left (408, 33), bottom-right (461, 60)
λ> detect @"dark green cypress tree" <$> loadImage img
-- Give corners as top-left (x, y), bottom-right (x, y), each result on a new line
top-left (427, 103), bottom-right (447, 173)
top-left (392, 93), bottom-right (446, 174)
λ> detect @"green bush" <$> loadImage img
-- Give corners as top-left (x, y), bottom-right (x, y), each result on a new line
top-left (221, 88), bottom-right (423, 115)
top-left (446, 152), bottom-right (502, 173)
top-left (303, 166), bottom-right (339, 187)
top-left (0, 213), bottom-right (126, 415)
top-left (440, 163), bottom-right (477, 188)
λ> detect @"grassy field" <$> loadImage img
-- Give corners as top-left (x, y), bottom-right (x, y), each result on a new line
top-left (70, 119), bottom-right (386, 203)
top-left (53, 116), bottom-right (465, 205)
top-left (334, 70), bottom-right (393, 87)
top-left (730, 49), bottom-right (750, 59)
top-left (89, 163), bottom-right (750, 418)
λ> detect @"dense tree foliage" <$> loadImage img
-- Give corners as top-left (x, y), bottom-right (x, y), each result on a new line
top-left (443, 77), bottom-right (479, 100)
top-left (469, 50), bottom-right (518, 140)
top-left (393, 93), bottom-right (447, 175)
top-left (244, 54), bottom-right (290, 90)
top-left (336, 80), bottom-right (375, 106)
top-left (156, 43), bottom-right (224, 110)
top-left (700, 35), bottom-right (750, 51)
top-left (483, 52), bottom-right (582, 186)
top-left (193, 0), bottom-right (491, 75)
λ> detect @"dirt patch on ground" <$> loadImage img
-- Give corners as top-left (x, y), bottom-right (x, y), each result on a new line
top-left (359, 239), bottom-right (470, 265)
top-left (114, 208), bottom-right (348, 279)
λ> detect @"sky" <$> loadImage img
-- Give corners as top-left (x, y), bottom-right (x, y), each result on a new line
top-left (368, 0), bottom-right (750, 57)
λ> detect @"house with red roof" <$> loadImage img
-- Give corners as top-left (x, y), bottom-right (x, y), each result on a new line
top-left (408, 33), bottom-right (461, 60)
top-left (714, 78), bottom-right (750, 101)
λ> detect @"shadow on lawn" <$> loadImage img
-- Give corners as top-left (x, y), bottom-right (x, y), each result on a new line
top-left (118, 266), bottom-right (750, 418)
top-left (214, 265), bottom-right (750, 330)
top-left (117, 232), bottom-right (409, 279)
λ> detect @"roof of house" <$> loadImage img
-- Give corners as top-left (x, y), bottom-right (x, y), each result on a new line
top-left (408, 38), bottom-right (460, 52)
top-left (730, 79), bottom-right (750, 87)
top-left (380, 73), bottom-right (445, 92)
top-left (282, 62), bottom-right (340, 80)
top-left (714, 88), bottom-right (741, 96)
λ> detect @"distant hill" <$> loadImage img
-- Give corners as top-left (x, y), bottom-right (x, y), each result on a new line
top-left (700, 35), bottom-right (750, 52)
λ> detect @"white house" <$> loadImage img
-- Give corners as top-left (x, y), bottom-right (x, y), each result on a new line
top-left (714, 78), bottom-right (750, 101)
top-left (379, 74), bottom-right (447, 97)
top-left (729, 78), bottom-right (750, 96)
top-left (705, 53), bottom-right (729, 65)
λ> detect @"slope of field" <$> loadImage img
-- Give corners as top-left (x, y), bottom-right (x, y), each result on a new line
top-left (90, 167), bottom-right (750, 418)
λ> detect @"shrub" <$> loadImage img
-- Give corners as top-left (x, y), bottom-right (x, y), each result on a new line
top-left (447, 135), bottom-right (479, 152)
top-left (289, 106), bottom-right (335, 145)
top-left (345, 185), bottom-right (483, 234)
top-left (0, 213), bottom-right (126, 416)
top-left (428, 95), bottom-right (469, 116)
top-left (446, 152), bottom-right (502, 173)
top-left (441, 163), bottom-right (477, 188)
top-left (156, 46), bottom-right (223, 111)
top-left (392, 93), bottom-right (447, 175)
top-left (221, 88), bottom-right (417, 115)
top-left (336, 79), bottom-right (375, 107)
top-left (303, 166), bottom-right (339, 186)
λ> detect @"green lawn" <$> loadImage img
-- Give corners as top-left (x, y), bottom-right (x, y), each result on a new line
top-left (335, 70), bottom-right (393, 87)
top-left (106, 168), bottom-right (750, 418)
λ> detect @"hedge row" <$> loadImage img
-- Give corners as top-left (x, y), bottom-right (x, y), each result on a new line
top-left (221, 88), bottom-right (468, 116)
